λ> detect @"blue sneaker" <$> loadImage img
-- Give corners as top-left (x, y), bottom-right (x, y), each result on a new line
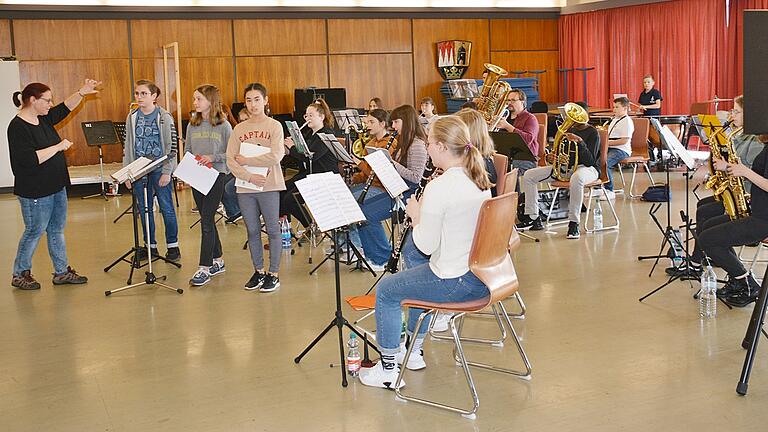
top-left (190, 268), bottom-right (211, 286)
top-left (209, 260), bottom-right (225, 277)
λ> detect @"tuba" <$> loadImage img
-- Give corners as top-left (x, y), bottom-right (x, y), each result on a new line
top-left (476, 63), bottom-right (512, 130)
top-left (551, 102), bottom-right (590, 181)
top-left (705, 123), bottom-right (750, 220)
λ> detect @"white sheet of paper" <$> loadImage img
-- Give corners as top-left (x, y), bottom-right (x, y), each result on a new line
top-left (235, 143), bottom-right (271, 191)
top-left (660, 125), bottom-right (695, 169)
top-left (295, 172), bottom-right (365, 232)
top-left (112, 156), bottom-right (166, 184)
top-left (363, 150), bottom-right (409, 198)
top-left (174, 153), bottom-right (219, 195)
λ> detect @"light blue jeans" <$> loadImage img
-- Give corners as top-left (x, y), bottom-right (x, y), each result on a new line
top-left (14, 188), bottom-right (69, 276)
top-left (605, 148), bottom-right (630, 191)
top-left (375, 263), bottom-right (489, 354)
top-left (400, 230), bottom-right (429, 270)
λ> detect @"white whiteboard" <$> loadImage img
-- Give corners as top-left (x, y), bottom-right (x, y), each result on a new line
top-left (0, 61), bottom-right (20, 189)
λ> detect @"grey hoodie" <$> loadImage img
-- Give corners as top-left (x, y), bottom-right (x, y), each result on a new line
top-left (123, 106), bottom-right (178, 176)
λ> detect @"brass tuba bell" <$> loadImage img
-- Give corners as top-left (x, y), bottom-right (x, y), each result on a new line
top-left (551, 102), bottom-right (589, 182)
top-left (476, 63), bottom-right (513, 130)
top-left (348, 123), bottom-right (371, 158)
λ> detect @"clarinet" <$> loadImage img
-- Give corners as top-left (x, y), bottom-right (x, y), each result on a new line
top-left (357, 131), bottom-right (398, 204)
top-left (385, 160), bottom-right (436, 273)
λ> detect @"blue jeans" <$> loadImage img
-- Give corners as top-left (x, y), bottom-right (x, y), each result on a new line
top-left (605, 148), bottom-right (630, 191)
top-left (401, 230), bottom-right (429, 270)
top-left (375, 264), bottom-right (489, 354)
top-left (14, 188), bottom-right (69, 276)
top-left (132, 170), bottom-right (179, 248)
top-left (221, 175), bottom-right (240, 218)
top-left (357, 187), bottom-right (398, 266)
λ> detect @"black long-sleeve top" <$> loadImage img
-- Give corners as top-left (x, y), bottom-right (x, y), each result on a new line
top-left (287, 126), bottom-right (339, 177)
top-left (7, 103), bottom-right (72, 198)
top-left (573, 125), bottom-right (602, 176)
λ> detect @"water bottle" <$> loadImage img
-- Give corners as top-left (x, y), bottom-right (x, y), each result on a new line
top-left (346, 333), bottom-right (361, 377)
top-left (593, 199), bottom-right (603, 230)
top-left (699, 264), bottom-right (717, 318)
top-left (281, 219), bottom-right (291, 249)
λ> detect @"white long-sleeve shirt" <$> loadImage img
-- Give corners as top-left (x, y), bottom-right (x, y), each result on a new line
top-left (412, 166), bottom-right (491, 279)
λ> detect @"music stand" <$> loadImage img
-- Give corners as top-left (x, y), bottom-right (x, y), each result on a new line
top-left (490, 131), bottom-right (536, 163)
top-left (448, 79), bottom-right (480, 100)
top-left (81, 120), bottom-right (120, 201)
top-left (104, 156), bottom-right (183, 286)
top-left (737, 265), bottom-right (768, 395)
top-left (292, 173), bottom-right (381, 387)
top-left (333, 109), bottom-right (361, 132)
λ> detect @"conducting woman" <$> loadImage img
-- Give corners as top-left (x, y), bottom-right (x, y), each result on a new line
top-left (359, 115), bottom-right (492, 388)
top-left (8, 79), bottom-right (99, 290)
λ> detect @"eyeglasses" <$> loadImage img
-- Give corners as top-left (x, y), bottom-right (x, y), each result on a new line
top-left (39, 97), bottom-right (53, 104)
top-left (134, 91), bottom-right (151, 97)
top-left (507, 98), bottom-right (522, 102)
top-left (731, 109), bottom-right (743, 115)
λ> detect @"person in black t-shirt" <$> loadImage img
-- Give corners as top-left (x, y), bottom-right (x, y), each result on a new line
top-left (7, 79), bottom-right (100, 290)
top-left (280, 98), bottom-right (340, 230)
top-left (638, 74), bottom-right (662, 116)
top-left (698, 140), bottom-right (768, 307)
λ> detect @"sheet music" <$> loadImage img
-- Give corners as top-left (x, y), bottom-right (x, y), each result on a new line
top-left (286, 121), bottom-right (310, 155)
top-left (332, 109), bottom-right (361, 130)
top-left (112, 156), bottom-right (166, 184)
top-left (652, 118), bottom-right (696, 170)
top-left (295, 172), bottom-right (366, 232)
top-left (363, 150), bottom-right (409, 198)
top-left (174, 153), bottom-right (219, 195)
top-left (318, 133), bottom-right (354, 163)
top-left (235, 143), bottom-right (271, 191)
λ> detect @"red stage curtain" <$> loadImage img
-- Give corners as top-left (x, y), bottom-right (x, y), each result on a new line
top-left (560, 0), bottom-right (729, 114)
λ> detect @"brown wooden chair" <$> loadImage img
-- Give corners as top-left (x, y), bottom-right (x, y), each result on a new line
top-left (617, 117), bottom-right (655, 198)
top-left (395, 192), bottom-right (531, 418)
top-left (533, 113), bottom-right (548, 167)
top-left (503, 168), bottom-right (519, 195)
top-left (492, 152), bottom-right (509, 194)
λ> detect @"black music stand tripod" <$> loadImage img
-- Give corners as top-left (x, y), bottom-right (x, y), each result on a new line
top-left (737, 265), bottom-right (768, 395)
top-left (104, 157), bottom-right (183, 292)
top-left (295, 226), bottom-right (381, 387)
top-left (81, 120), bottom-right (120, 201)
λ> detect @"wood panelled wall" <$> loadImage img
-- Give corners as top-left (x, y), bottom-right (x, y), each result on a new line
top-left (6, 17), bottom-right (558, 166)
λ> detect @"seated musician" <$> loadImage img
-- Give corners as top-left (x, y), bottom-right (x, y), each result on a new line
top-left (604, 97), bottom-right (634, 198)
top-left (694, 137), bottom-right (768, 307)
top-left (495, 88), bottom-right (540, 176)
top-left (669, 96), bottom-right (765, 276)
top-left (516, 102), bottom-right (601, 239)
top-left (368, 97), bottom-right (384, 113)
top-left (418, 97), bottom-right (439, 131)
top-left (279, 99), bottom-right (338, 232)
top-left (456, 108), bottom-right (498, 196)
top-left (357, 105), bottom-right (427, 271)
top-left (359, 116), bottom-right (492, 388)
top-left (335, 109), bottom-right (398, 254)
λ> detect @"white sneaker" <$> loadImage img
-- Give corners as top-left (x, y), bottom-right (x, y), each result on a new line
top-left (431, 312), bottom-right (453, 332)
top-left (599, 190), bottom-right (616, 201)
top-left (394, 348), bottom-right (427, 371)
top-left (359, 362), bottom-right (405, 389)
top-left (366, 260), bottom-right (386, 272)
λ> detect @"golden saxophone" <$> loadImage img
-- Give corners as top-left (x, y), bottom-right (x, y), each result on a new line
top-left (705, 123), bottom-right (750, 220)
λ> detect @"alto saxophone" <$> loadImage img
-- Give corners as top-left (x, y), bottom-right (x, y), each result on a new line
top-left (705, 124), bottom-right (750, 219)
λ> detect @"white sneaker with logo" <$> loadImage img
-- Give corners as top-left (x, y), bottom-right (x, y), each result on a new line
top-left (359, 362), bottom-right (405, 389)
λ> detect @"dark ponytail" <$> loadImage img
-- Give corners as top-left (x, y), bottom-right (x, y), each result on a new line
top-left (13, 83), bottom-right (51, 108)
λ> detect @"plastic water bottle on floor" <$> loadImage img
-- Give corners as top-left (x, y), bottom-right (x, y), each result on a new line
top-left (281, 219), bottom-right (291, 249)
top-left (593, 199), bottom-right (603, 230)
top-left (346, 333), bottom-right (361, 377)
top-left (699, 263), bottom-right (717, 318)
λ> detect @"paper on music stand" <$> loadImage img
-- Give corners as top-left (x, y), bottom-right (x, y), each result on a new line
top-left (363, 150), bottom-right (409, 198)
top-left (317, 133), bottom-right (354, 164)
top-left (287, 121), bottom-right (310, 156)
top-left (295, 172), bottom-right (366, 232)
top-left (173, 152), bottom-right (219, 195)
top-left (333, 109), bottom-right (361, 130)
top-left (235, 143), bottom-right (270, 191)
top-left (111, 156), bottom-right (166, 184)
top-left (651, 118), bottom-right (695, 170)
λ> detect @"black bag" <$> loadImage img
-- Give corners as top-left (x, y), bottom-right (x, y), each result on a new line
top-left (641, 185), bottom-right (670, 202)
